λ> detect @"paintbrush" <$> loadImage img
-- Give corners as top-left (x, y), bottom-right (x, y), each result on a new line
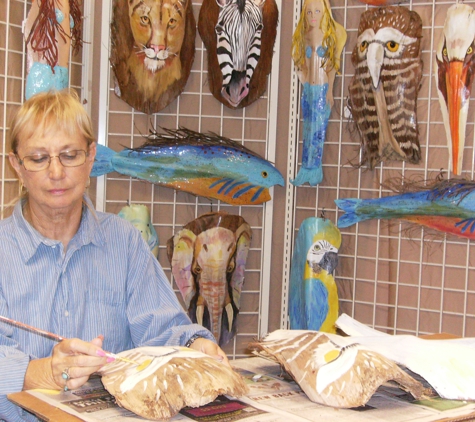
top-left (0, 315), bottom-right (139, 365)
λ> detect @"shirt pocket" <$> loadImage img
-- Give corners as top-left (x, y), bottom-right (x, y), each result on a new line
top-left (88, 289), bottom-right (124, 307)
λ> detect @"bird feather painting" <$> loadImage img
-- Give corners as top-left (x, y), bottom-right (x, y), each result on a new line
top-left (99, 346), bottom-right (249, 420)
top-left (289, 217), bottom-right (341, 333)
top-left (110, 0), bottom-right (196, 114)
top-left (91, 127), bottom-right (284, 206)
top-left (167, 212), bottom-right (251, 346)
top-left (348, 6), bottom-right (423, 169)
top-left (335, 178), bottom-right (475, 240)
top-left (23, 0), bottom-right (83, 99)
top-left (435, 3), bottom-right (475, 176)
top-left (118, 204), bottom-right (159, 258)
top-left (198, 0), bottom-right (279, 108)
top-left (249, 330), bottom-right (429, 408)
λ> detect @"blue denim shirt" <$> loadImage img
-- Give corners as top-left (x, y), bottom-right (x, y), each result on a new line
top-left (0, 196), bottom-right (214, 421)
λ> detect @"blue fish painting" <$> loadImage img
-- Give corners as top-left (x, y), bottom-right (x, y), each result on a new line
top-left (91, 128), bottom-right (284, 206)
top-left (335, 179), bottom-right (475, 239)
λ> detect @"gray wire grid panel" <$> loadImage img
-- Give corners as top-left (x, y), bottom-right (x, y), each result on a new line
top-left (0, 0), bottom-right (89, 217)
top-left (283, 0), bottom-right (475, 337)
top-left (97, 1), bottom-right (280, 358)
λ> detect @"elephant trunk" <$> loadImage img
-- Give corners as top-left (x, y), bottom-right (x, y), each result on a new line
top-left (198, 264), bottom-right (229, 342)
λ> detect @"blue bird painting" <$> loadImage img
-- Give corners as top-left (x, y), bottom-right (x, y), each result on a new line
top-left (289, 217), bottom-right (341, 333)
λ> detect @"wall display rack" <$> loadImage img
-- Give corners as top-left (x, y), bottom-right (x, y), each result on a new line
top-left (0, 0), bottom-right (474, 364)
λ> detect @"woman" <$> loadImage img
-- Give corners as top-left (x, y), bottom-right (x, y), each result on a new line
top-left (1, 90), bottom-right (226, 421)
top-left (290, 0), bottom-right (346, 186)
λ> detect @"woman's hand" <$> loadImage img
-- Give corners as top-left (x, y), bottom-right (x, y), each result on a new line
top-left (23, 336), bottom-right (110, 391)
top-left (188, 338), bottom-right (230, 367)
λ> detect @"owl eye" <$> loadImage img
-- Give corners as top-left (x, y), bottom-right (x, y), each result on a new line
top-left (386, 41), bottom-right (399, 52)
top-left (360, 40), bottom-right (368, 52)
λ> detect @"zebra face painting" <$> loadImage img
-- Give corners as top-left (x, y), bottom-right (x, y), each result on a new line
top-left (215, 0), bottom-right (264, 107)
top-left (199, 0), bottom-right (278, 108)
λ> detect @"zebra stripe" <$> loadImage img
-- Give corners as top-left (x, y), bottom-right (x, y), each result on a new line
top-left (215, 0), bottom-right (263, 94)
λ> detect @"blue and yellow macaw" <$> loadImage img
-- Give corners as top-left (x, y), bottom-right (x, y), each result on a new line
top-left (289, 217), bottom-right (341, 333)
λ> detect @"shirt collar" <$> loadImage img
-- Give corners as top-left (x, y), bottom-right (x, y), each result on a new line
top-left (12, 195), bottom-right (106, 263)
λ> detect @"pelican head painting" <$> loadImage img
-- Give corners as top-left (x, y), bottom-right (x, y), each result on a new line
top-left (436, 3), bottom-right (475, 175)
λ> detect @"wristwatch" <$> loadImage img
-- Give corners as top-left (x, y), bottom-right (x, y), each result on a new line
top-left (185, 334), bottom-right (203, 348)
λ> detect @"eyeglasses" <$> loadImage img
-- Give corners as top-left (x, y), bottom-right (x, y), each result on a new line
top-left (17, 150), bottom-right (88, 172)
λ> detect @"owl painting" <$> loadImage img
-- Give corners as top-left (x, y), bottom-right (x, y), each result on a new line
top-left (289, 217), bottom-right (341, 333)
top-left (348, 6), bottom-right (423, 169)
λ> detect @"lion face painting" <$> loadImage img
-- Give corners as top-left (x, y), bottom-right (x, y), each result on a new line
top-left (111, 0), bottom-right (196, 114)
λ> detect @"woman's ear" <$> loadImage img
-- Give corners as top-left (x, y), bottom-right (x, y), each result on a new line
top-left (86, 142), bottom-right (97, 171)
top-left (8, 152), bottom-right (22, 177)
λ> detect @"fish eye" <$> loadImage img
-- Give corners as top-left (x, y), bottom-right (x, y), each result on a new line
top-left (360, 40), bottom-right (368, 53)
top-left (386, 41), bottom-right (399, 52)
top-left (261, 171), bottom-right (268, 178)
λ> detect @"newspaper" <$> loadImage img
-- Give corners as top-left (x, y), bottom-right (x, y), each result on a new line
top-left (23, 357), bottom-right (475, 422)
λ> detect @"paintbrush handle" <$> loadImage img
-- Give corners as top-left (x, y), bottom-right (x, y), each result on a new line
top-left (107, 353), bottom-right (139, 365)
top-left (0, 315), bottom-right (139, 365)
top-left (0, 315), bottom-right (64, 341)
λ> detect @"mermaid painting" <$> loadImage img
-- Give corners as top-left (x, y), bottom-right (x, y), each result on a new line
top-left (291, 0), bottom-right (346, 186)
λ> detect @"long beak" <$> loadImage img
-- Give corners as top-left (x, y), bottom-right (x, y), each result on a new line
top-left (367, 43), bottom-right (384, 89)
top-left (445, 60), bottom-right (470, 175)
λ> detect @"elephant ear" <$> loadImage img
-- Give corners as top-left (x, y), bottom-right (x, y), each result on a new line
top-left (167, 229), bottom-right (197, 308)
top-left (230, 222), bottom-right (252, 309)
top-left (219, 222), bottom-right (252, 347)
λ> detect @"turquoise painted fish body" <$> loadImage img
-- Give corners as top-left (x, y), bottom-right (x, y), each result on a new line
top-left (335, 179), bottom-right (475, 238)
top-left (92, 128), bottom-right (284, 205)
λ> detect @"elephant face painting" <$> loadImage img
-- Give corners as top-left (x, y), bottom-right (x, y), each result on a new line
top-left (167, 212), bottom-right (252, 346)
top-left (111, 0), bottom-right (196, 114)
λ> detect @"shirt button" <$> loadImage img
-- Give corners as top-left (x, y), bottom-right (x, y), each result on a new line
top-left (64, 311), bottom-right (69, 317)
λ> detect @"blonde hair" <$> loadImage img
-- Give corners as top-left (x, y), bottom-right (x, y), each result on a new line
top-left (10, 89), bottom-right (95, 154)
top-left (291, 0), bottom-right (341, 75)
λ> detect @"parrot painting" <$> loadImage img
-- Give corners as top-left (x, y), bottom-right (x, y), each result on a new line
top-left (289, 217), bottom-right (341, 333)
